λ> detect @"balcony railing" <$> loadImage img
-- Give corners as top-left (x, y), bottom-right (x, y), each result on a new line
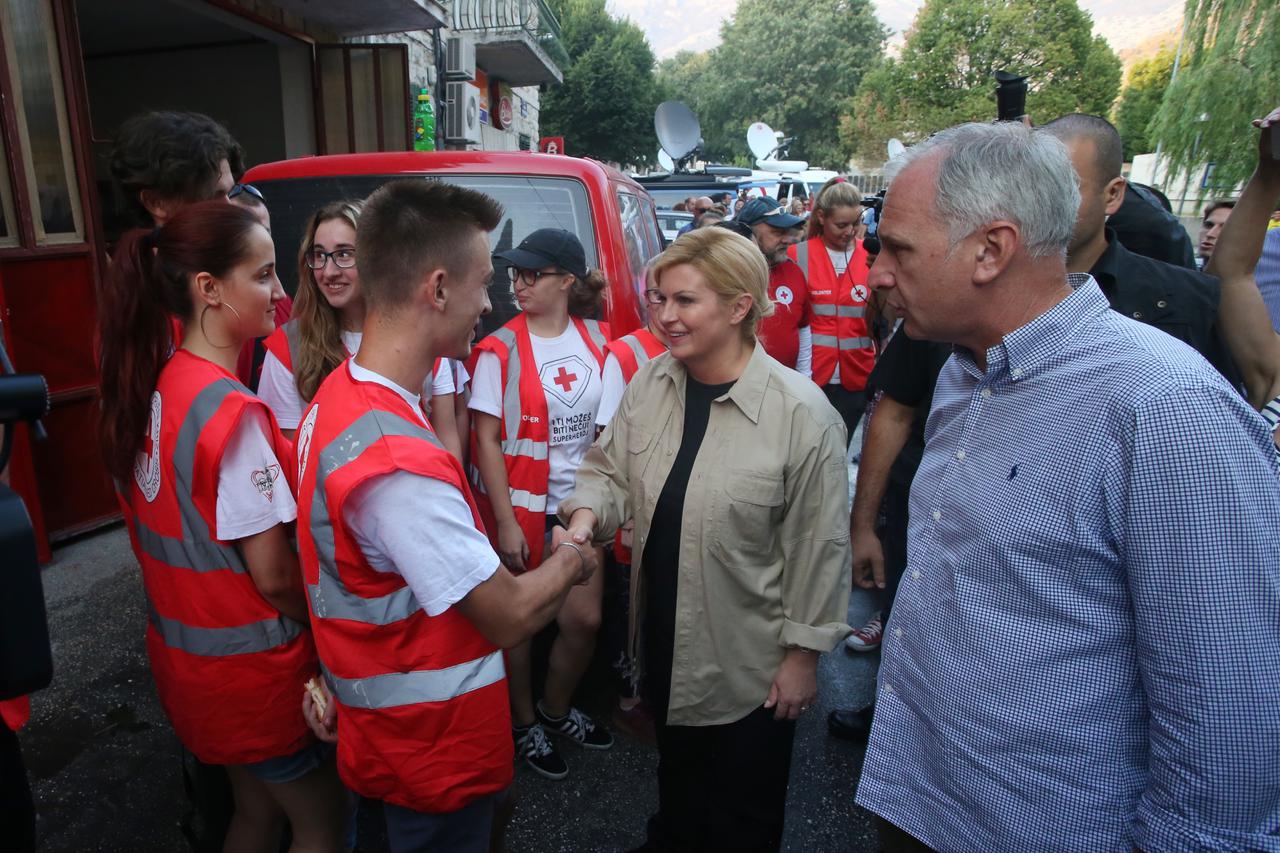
top-left (450, 0), bottom-right (570, 71)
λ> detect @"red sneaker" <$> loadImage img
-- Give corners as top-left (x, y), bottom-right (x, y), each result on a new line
top-left (844, 613), bottom-right (884, 652)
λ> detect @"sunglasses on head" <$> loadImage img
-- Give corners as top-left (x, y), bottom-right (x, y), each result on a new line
top-left (227, 183), bottom-right (264, 202)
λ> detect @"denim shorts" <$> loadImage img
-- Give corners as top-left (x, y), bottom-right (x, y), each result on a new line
top-left (242, 740), bottom-right (334, 784)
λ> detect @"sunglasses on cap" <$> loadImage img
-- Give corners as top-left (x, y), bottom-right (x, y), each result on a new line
top-left (227, 183), bottom-right (264, 202)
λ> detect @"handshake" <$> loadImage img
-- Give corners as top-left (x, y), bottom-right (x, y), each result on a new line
top-left (550, 510), bottom-right (599, 586)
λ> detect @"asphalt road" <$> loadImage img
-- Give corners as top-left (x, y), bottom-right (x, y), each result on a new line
top-left (18, 514), bottom-right (883, 853)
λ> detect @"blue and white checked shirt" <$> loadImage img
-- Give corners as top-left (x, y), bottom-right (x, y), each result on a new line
top-left (1256, 228), bottom-right (1280, 334)
top-left (856, 276), bottom-right (1280, 852)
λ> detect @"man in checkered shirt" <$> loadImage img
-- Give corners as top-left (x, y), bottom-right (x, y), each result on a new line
top-left (855, 121), bottom-right (1280, 852)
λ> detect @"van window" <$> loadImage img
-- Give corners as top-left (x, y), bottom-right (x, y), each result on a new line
top-left (616, 189), bottom-right (663, 309)
top-left (248, 173), bottom-right (596, 334)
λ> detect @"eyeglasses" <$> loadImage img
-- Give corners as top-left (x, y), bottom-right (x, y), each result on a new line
top-left (227, 183), bottom-right (264, 202)
top-left (507, 267), bottom-right (566, 286)
top-left (305, 248), bottom-right (357, 270)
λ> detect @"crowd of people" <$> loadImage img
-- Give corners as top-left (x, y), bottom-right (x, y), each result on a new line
top-left (3, 99), bottom-right (1280, 853)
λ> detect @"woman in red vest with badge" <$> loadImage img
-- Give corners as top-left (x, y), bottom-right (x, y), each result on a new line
top-left (469, 228), bottom-right (614, 779)
top-left (789, 179), bottom-right (878, 443)
top-left (258, 201), bottom-right (463, 457)
top-left (97, 201), bottom-right (344, 852)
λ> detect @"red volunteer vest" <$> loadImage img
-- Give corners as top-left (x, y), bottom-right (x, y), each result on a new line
top-left (789, 237), bottom-right (875, 390)
top-left (119, 350), bottom-right (316, 765)
top-left (601, 328), bottom-right (666, 563)
top-left (467, 315), bottom-right (609, 569)
top-left (756, 259), bottom-right (810, 369)
top-left (295, 362), bottom-right (512, 812)
top-left (603, 327), bottom-right (666, 384)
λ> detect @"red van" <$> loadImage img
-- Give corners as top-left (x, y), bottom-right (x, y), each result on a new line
top-left (243, 150), bottom-right (665, 338)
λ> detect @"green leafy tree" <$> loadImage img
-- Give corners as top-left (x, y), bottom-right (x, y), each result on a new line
top-left (1149, 0), bottom-right (1280, 193)
top-left (697, 0), bottom-right (886, 167)
top-left (842, 0), bottom-right (1121, 166)
top-left (1114, 48), bottom-right (1175, 160)
top-left (539, 0), bottom-right (663, 166)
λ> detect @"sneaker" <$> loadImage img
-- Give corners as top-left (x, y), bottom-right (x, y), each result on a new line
top-left (844, 613), bottom-right (884, 652)
top-left (536, 703), bottom-right (614, 750)
top-left (514, 722), bottom-right (568, 780)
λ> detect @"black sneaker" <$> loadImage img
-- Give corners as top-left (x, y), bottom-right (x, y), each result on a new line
top-left (514, 722), bottom-right (568, 780)
top-left (536, 703), bottom-right (614, 750)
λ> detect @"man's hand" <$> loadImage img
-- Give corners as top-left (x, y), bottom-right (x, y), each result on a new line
top-left (1253, 106), bottom-right (1280, 182)
top-left (763, 648), bottom-right (819, 721)
top-left (496, 519), bottom-right (529, 573)
top-left (851, 524), bottom-right (886, 589)
top-left (302, 679), bottom-right (337, 744)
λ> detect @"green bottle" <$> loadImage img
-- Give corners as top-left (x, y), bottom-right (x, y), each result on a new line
top-left (413, 88), bottom-right (436, 151)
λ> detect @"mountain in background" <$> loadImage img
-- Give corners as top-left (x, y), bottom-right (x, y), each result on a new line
top-left (610, 0), bottom-right (1183, 62)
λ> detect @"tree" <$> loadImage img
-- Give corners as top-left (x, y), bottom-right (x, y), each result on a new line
top-left (1114, 48), bottom-right (1175, 160)
top-left (842, 0), bottom-right (1122, 166)
top-left (539, 0), bottom-right (663, 166)
top-left (698, 0), bottom-right (886, 167)
top-left (1149, 0), bottom-right (1280, 193)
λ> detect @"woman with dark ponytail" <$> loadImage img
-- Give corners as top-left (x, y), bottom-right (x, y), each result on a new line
top-left (97, 200), bottom-right (344, 852)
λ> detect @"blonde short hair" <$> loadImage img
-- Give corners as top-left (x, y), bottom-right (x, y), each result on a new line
top-left (650, 228), bottom-right (774, 340)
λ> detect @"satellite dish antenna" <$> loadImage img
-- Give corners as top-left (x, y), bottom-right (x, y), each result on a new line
top-left (747, 122), bottom-right (777, 161)
top-left (887, 138), bottom-right (906, 160)
top-left (657, 149), bottom-right (675, 172)
top-left (655, 101), bottom-right (702, 170)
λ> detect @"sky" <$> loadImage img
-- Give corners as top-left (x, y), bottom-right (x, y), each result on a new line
top-left (607, 0), bottom-right (1184, 60)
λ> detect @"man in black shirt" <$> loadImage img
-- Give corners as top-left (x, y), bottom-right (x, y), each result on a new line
top-left (1045, 114), bottom-right (1241, 385)
top-left (1108, 181), bottom-right (1198, 269)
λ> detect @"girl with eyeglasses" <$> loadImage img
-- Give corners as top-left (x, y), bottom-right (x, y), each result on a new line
top-left (467, 228), bottom-right (614, 779)
top-left (258, 200), bottom-right (464, 459)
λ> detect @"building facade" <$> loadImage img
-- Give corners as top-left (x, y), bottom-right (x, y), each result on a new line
top-left (0, 0), bottom-right (564, 557)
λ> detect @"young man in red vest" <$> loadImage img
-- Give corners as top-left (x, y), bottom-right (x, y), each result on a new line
top-left (297, 179), bottom-right (597, 851)
top-left (738, 196), bottom-right (813, 377)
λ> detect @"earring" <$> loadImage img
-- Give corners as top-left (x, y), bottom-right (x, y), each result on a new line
top-left (197, 303), bottom-right (240, 349)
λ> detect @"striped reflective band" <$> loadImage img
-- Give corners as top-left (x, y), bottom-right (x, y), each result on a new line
top-left (500, 437), bottom-right (548, 461)
top-left (324, 650), bottom-right (505, 709)
top-left (509, 489), bottom-right (548, 513)
top-left (492, 327), bottom-right (525, 443)
top-left (795, 240), bottom-right (810, 275)
top-left (133, 517), bottom-right (244, 573)
top-left (308, 409), bottom-right (444, 625)
top-left (149, 606), bottom-right (303, 657)
top-left (582, 320), bottom-right (607, 354)
top-left (811, 304), bottom-right (866, 318)
top-left (812, 334), bottom-right (873, 350)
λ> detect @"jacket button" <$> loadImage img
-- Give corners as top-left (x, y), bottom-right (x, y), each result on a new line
top-left (1132, 311), bottom-right (1143, 319)
top-left (1156, 299), bottom-right (1167, 309)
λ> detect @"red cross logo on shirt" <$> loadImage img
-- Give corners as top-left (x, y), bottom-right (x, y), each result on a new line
top-left (553, 365), bottom-right (578, 392)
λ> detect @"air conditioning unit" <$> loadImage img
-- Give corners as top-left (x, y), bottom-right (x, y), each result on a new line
top-left (445, 36), bottom-right (476, 82)
top-left (445, 82), bottom-right (482, 144)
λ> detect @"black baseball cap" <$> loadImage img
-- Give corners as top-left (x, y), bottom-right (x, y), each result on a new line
top-left (737, 195), bottom-right (804, 229)
top-left (494, 228), bottom-right (588, 279)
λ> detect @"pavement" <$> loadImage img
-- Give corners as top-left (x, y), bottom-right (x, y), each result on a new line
top-left (17, 445), bottom-right (883, 852)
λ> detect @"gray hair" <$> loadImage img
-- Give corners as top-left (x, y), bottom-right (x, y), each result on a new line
top-left (883, 122), bottom-right (1080, 259)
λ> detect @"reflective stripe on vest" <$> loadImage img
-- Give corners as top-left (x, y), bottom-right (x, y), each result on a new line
top-left (143, 381), bottom-right (305, 656)
top-left (307, 409), bottom-right (443, 625)
top-left (812, 334), bottom-right (874, 350)
top-left (323, 650), bottom-right (505, 710)
top-left (811, 304), bottom-right (866, 318)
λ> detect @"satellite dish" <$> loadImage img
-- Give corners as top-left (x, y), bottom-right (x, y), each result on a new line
top-left (657, 149), bottom-right (675, 172)
top-left (655, 101), bottom-right (701, 161)
top-left (747, 122), bottom-right (777, 161)
top-left (887, 138), bottom-right (906, 160)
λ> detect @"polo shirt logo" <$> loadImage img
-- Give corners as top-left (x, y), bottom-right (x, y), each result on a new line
top-left (774, 285), bottom-right (794, 306)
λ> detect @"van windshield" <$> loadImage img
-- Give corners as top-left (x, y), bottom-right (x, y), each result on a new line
top-left (250, 173), bottom-right (596, 333)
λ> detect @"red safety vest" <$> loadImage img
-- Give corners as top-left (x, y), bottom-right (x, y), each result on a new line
top-left (789, 237), bottom-right (875, 390)
top-left (601, 328), bottom-right (665, 564)
top-left (295, 362), bottom-right (511, 812)
top-left (0, 696), bottom-right (29, 731)
top-left (603, 328), bottom-right (666, 383)
top-left (262, 317), bottom-right (302, 372)
top-left (119, 349), bottom-right (316, 765)
top-left (467, 315), bottom-right (608, 569)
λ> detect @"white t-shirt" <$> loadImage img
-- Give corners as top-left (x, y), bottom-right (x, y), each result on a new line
top-left (469, 324), bottom-right (603, 509)
top-left (216, 406), bottom-right (298, 540)
top-left (340, 359), bottom-right (499, 617)
top-left (825, 246), bottom-right (853, 385)
top-left (259, 329), bottom-right (453, 428)
top-left (596, 354), bottom-right (627, 428)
